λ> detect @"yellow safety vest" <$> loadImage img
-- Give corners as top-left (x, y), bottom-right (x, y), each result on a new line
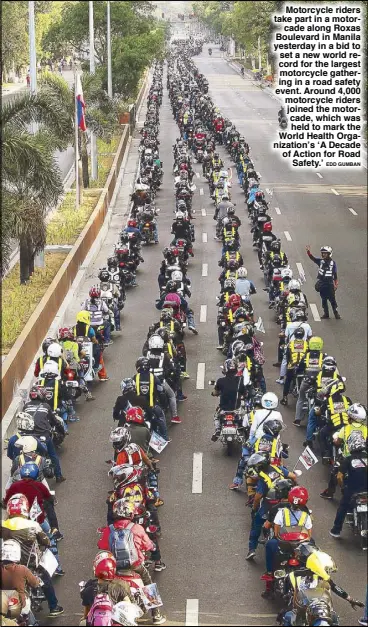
top-left (270, 251), bottom-right (285, 262)
top-left (328, 395), bottom-right (350, 427)
top-left (224, 227), bottom-right (236, 239)
top-left (228, 309), bottom-right (234, 323)
top-left (288, 340), bottom-right (308, 368)
top-left (73, 323), bottom-right (90, 337)
top-left (340, 424), bottom-right (367, 456)
top-left (226, 270), bottom-right (238, 281)
top-left (167, 342), bottom-right (173, 358)
top-left (225, 252), bottom-right (240, 263)
top-left (19, 453), bottom-right (42, 467)
top-left (40, 356), bottom-right (62, 372)
top-left (40, 378), bottom-right (59, 411)
top-left (248, 410), bottom-right (255, 425)
top-left (283, 509), bottom-right (308, 527)
top-left (316, 370), bottom-right (338, 391)
top-left (289, 573), bottom-right (319, 590)
top-left (136, 373), bottom-right (154, 407)
top-left (224, 292), bottom-right (231, 303)
top-left (255, 437), bottom-right (278, 459)
top-left (259, 465), bottom-right (285, 489)
top-left (160, 320), bottom-right (174, 333)
top-left (305, 352), bottom-right (323, 372)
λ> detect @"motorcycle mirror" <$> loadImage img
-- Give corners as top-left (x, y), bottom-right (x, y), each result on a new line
top-left (342, 376), bottom-right (347, 382)
top-left (156, 208), bottom-right (161, 213)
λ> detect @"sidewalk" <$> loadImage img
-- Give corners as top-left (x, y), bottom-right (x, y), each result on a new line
top-left (2, 69), bottom-right (74, 103)
top-left (224, 54), bottom-right (280, 102)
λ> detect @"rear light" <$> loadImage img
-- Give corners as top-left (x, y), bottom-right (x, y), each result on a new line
top-left (119, 262), bottom-right (125, 267)
top-left (145, 223), bottom-right (150, 227)
top-left (288, 558), bottom-right (300, 566)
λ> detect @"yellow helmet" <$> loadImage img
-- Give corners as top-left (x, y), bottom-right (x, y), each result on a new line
top-left (309, 336), bottom-right (324, 351)
top-left (76, 310), bottom-right (91, 325)
top-left (305, 550), bottom-right (337, 581)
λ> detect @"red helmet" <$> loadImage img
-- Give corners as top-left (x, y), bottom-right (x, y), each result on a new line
top-left (29, 386), bottom-right (48, 401)
top-left (128, 219), bottom-right (137, 228)
top-left (93, 551), bottom-right (116, 580)
top-left (170, 247), bottom-right (179, 257)
top-left (58, 327), bottom-right (69, 340)
top-left (263, 222), bottom-right (273, 232)
top-left (288, 486), bottom-right (309, 507)
top-left (126, 406), bottom-right (145, 424)
top-left (180, 163), bottom-right (188, 171)
top-left (228, 294), bottom-right (242, 308)
top-left (7, 494), bottom-right (30, 518)
top-left (89, 287), bottom-right (101, 299)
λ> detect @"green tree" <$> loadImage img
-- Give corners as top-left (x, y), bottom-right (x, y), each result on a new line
top-left (1, 2), bottom-right (29, 82)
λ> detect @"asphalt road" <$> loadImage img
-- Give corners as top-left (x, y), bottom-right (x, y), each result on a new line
top-left (36, 47), bottom-right (367, 626)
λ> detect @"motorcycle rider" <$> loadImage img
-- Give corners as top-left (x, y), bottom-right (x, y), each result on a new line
top-left (304, 358), bottom-right (341, 447)
top-left (276, 308), bottom-right (312, 382)
top-left (210, 358), bottom-right (248, 441)
top-left (145, 334), bottom-right (182, 424)
top-left (171, 213), bottom-right (193, 255)
top-left (317, 379), bottom-right (351, 463)
top-left (74, 310), bottom-right (109, 381)
top-left (249, 392), bottom-right (284, 441)
top-left (1, 539), bottom-right (42, 623)
top-left (156, 280), bottom-right (198, 335)
top-left (38, 359), bottom-right (78, 425)
top-left (214, 192), bottom-right (234, 228)
top-left (81, 287), bottom-right (113, 346)
top-left (34, 339), bottom-right (66, 378)
top-left (235, 267), bottom-right (257, 300)
top-left (134, 357), bottom-right (170, 441)
top-left (306, 244), bottom-right (340, 319)
top-left (293, 336), bottom-right (327, 427)
top-left (280, 327), bottom-right (309, 406)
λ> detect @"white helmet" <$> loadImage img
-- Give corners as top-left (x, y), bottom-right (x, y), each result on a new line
top-left (347, 403), bottom-right (367, 424)
top-left (14, 435), bottom-right (38, 454)
top-left (238, 267), bottom-right (248, 278)
top-left (16, 412), bottom-right (35, 432)
top-left (47, 343), bottom-right (62, 359)
top-left (223, 217), bottom-right (230, 226)
top-left (1, 540), bottom-right (21, 563)
top-left (176, 211), bottom-right (185, 219)
top-left (320, 245), bottom-right (333, 256)
top-left (42, 360), bottom-right (59, 376)
top-left (261, 392), bottom-right (279, 410)
top-left (281, 267), bottom-right (293, 280)
top-left (171, 270), bottom-right (183, 282)
top-left (289, 279), bottom-right (301, 291)
top-left (148, 335), bottom-right (165, 350)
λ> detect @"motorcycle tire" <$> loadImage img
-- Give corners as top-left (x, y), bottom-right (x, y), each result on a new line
top-left (226, 439), bottom-right (235, 456)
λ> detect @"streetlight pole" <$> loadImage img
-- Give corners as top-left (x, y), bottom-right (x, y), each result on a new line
top-left (258, 35), bottom-right (262, 72)
top-left (89, 0), bottom-right (98, 180)
top-left (107, 1), bottom-right (112, 98)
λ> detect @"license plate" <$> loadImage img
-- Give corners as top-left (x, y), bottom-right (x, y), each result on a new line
top-left (65, 381), bottom-right (78, 387)
top-left (357, 504), bottom-right (368, 512)
top-left (222, 427), bottom-right (236, 435)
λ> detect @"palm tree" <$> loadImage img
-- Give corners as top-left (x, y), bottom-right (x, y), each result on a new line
top-left (1, 92), bottom-right (70, 282)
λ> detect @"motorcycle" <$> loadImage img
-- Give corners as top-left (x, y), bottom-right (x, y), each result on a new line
top-left (346, 491), bottom-right (368, 550)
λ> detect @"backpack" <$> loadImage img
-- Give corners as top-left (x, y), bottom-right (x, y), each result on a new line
top-left (108, 523), bottom-right (138, 570)
top-left (87, 593), bottom-right (113, 626)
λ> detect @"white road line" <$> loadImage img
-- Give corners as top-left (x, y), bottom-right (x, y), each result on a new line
top-left (202, 263), bottom-right (208, 277)
top-left (200, 305), bottom-right (207, 322)
top-left (284, 231), bottom-right (292, 241)
top-left (274, 206), bottom-right (281, 215)
top-left (199, 187), bottom-right (204, 196)
top-left (196, 172), bottom-right (200, 178)
top-left (201, 208), bottom-right (206, 216)
top-left (268, 122), bottom-right (273, 126)
top-left (316, 172), bottom-right (323, 179)
top-left (310, 303), bottom-right (321, 322)
top-left (202, 232), bottom-right (208, 243)
top-left (331, 188), bottom-right (339, 195)
top-left (186, 599), bottom-right (199, 626)
top-left (196, 363), bottom-right (206, 390)
top-left (192, 453), bottom-right (203, 494)
top-left (349, 207), bottom-right (358, 216)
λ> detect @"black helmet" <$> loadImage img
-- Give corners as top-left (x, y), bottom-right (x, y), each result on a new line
top-left (234, 307), bottom-right (248, 321)
top-left (223, 358), bottom-right (237, 374)
top-left (107, 257), bottom-right (117, 268)
top-left (156, 327), bottom-right (169, 342)
top-left (271, 240), bottom-right (281, 252)
top-left (166, 280), bottom-right (177, 292)
top-left (263, 419), bottom-right (283, 438)
top-left (294, 327), bottom-right (305, 340)
top-left (322, 356), bottom-right (337, 371)
top-left (275, 478), bottom-right (294, 500)
top-left (98, 269), bottom-right (110, 282)
top-left (247, 452), bottom-right (270, 475)
top-left (136, 356), bottom-right (150, 372)
top-left (42, 337), bottom-right (55, 354)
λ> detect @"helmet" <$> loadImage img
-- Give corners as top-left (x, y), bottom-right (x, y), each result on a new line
top-left (305, 549), bottom-right (337, 580)
top-left (126, 406), bottom-right (145, 424)
top-left (171, 270), bottom-right (183, 282)
top-left (237, 267), bottom-right (248, 278)
top-left (176, 211), bottom-right (185, 219)
top-left (76, 310), bottom-right (91, 325)
top-left (166, 280), bottom-right (177, 293)
top-left (113, 499), bottom-right (135, 520)
top-left (99, 269), bottom-right (110, 282)
top-left (347, 403), bottom-right (367, 424)
top-left (156, 327), bottom-right (169, 342)
top-left (322, 356), bottom-right (337, 370)
top-left (263, 222), bottom-right (272, 232)
top-left (135, 357), bottom-right (150, 372)
top-left (275, 478), bottom-right (294, 500)
top-left (6, 494), bottom-right (30, 518)
top-left (288, 486), bottom-right (309, 507)
top-left (233, 322), bottom-right (252, 339)
top-left (93, 551), bottom-right (117, 580)
top-left (234, 307), bottom-right (248, 321)
top-left (247, 452), bottom-right (270, 475)
top-left (14, 436), bottom-right (38, 454)
top-left (309, 336), bottom-right (324, 351)
top-left (1, 540), bottom-right (22, 563)
top-left (281, 267), bottom-right (293, 280)
top-left (223, 358), bottom-right (237, 374)
top-left (255, 191), bottom-right (265, 202)
top-left (227, 206), bottom-right (235, 215)
top-left (107, 256), bottom-right (117, 268)
top-left (41, 360), bottom-right (59, 377)
top-left (29, 385), bottom-right (48, 402)
top-left (224, 278), bottom-right (236, 290)
top-left (347, 432), bottom-right (367, 454)
top-left (120, 378), bottom-right (136, 394)
top-left (47, 343), bottom-right (62, 359)
top-left (20, 462), bottom-right (39, 480)
top-left (289, 279), bottom-right (301, 292)
top-left (160, 309), bottom-right (173, 321)
top-left (109, 427), bottom-right (131, 447)
top-left (148, 335), bottom-right (165, 351)
top-left (42, 337), bottom-right (55, 354)
top-left (271, 240), bottom-right (281, 252)
top-left (89, 287), bottom-right (101, 299)
top-left (263, 419), bottom-right (283, 438)
top-left (16, 412), bottom-right (35, 432)
top-left (320, 246), bottom-right (333, 256)
top-left (261, 392), bottom-right (278, 410)
top-left (228, 294), bottom-right (242, 308)
top-left (109, 464), bottom-right (139, 488)
top-left (222, 217), bottom-right (230, 227)
top-left (128, 219), bottom-right (137, 228)
top-left (294, 327), bottom-right (305, 339)
top-left (306, 599), bottom-right (332, 626)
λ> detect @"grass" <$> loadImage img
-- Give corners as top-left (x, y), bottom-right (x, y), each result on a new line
top-left (46, 191), bottom-right (100, 245)
top-left (2, 253), bottom-right (68, 355)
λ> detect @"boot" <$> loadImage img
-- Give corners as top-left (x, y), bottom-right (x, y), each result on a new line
top-left (321, 308), bottom-right (329, 319)
top-left (333, 309), bottom-right (341, 319)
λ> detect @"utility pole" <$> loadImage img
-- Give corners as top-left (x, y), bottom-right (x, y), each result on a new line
top-left (258, 35), bottom-right (262, 72)
top-left (89, 0), bottom-right (98, 180)
top-left (107, 1), bottom-right (112, 98)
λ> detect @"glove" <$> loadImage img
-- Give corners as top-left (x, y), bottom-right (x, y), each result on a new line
top-left (348, 598), bottom-right (364, 610)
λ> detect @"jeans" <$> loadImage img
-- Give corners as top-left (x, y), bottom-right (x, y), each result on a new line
top-left (319, 423), bottom-right (333, 456)
top-left (134, 565), bottom-right (162, 618)
top-left (41, 519), bottom-right (61, 567)
top-left (152, 406), bottom-right (169, 440)
top-left (306, 407), bottom-right (318, 441)
top-left (187, 309), bottom-right (196, 329)
top-left (43, 500), bottom-right (59, 531)
top-left (162, 380), bottom-right (177, 418)
top-left (295, 378), bottom-right (310, 422)
top-left (283, 369), bottom-right (295, 397)
top-left (114, 305), bottom-right (121, 330)
top-left (280, 351), bottom-right (288, 377)
top-left (233, 445), bottom-right (251, 485)
top-left (332, 488), bottom-right (355, 532)
top-left (38, 566), bottom-right (59, 610)
top-left (320, 283), bottom-right (338, 315)
top-left (249, 503), bottom-right (266, 550)
top-left (265, 537), bottom-right (279, 572)
top-left (104, 320), bottom-right (111, 342)
top-left (45, 437), bottom-right (62, 478)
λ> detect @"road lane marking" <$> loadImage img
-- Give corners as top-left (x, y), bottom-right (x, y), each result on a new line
top-left (296, 262), bottom-right (305, 276)
top-left (274, 206), bottom-right (281, 215)
top-left (199, 187), bottom-right (204, 195)
top-left (268, 122), bottom-right (273, 126)
top-left (192, 453), bottom-right (203, 494)
top-left (284, 231), bottom-right (292, 241)
top-left (196, 363), bottom-right (206, 390)
top-left (202, 232), bottom-right (208, 243)
top-left (200, 305), bottom-right (207, 322)
top-left (316, 172), bottom-right (323, 179)
top-left (201, 208), bottom-right (206, 216)
top-left (331, 188), bottom-right (339, 195)
top-left (349, 207), bottom-right (358, 215)
top-left (202, 263), bottom-right (208, 276)
top-left (186, 599), bottom-right (199, 626)
top-left (196, 172), bottom-right (200, 178)
top-left (310, 303), bottom-right (321, 322)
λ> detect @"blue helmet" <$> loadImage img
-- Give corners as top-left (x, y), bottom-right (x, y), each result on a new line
top-left (20, 463), bottom-right (39, 480)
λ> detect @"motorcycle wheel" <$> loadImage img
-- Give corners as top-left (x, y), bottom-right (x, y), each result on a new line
top-left (226, 439), bottom-right (234, 456)
top-left (359, 512), bottom-right (368, 550)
